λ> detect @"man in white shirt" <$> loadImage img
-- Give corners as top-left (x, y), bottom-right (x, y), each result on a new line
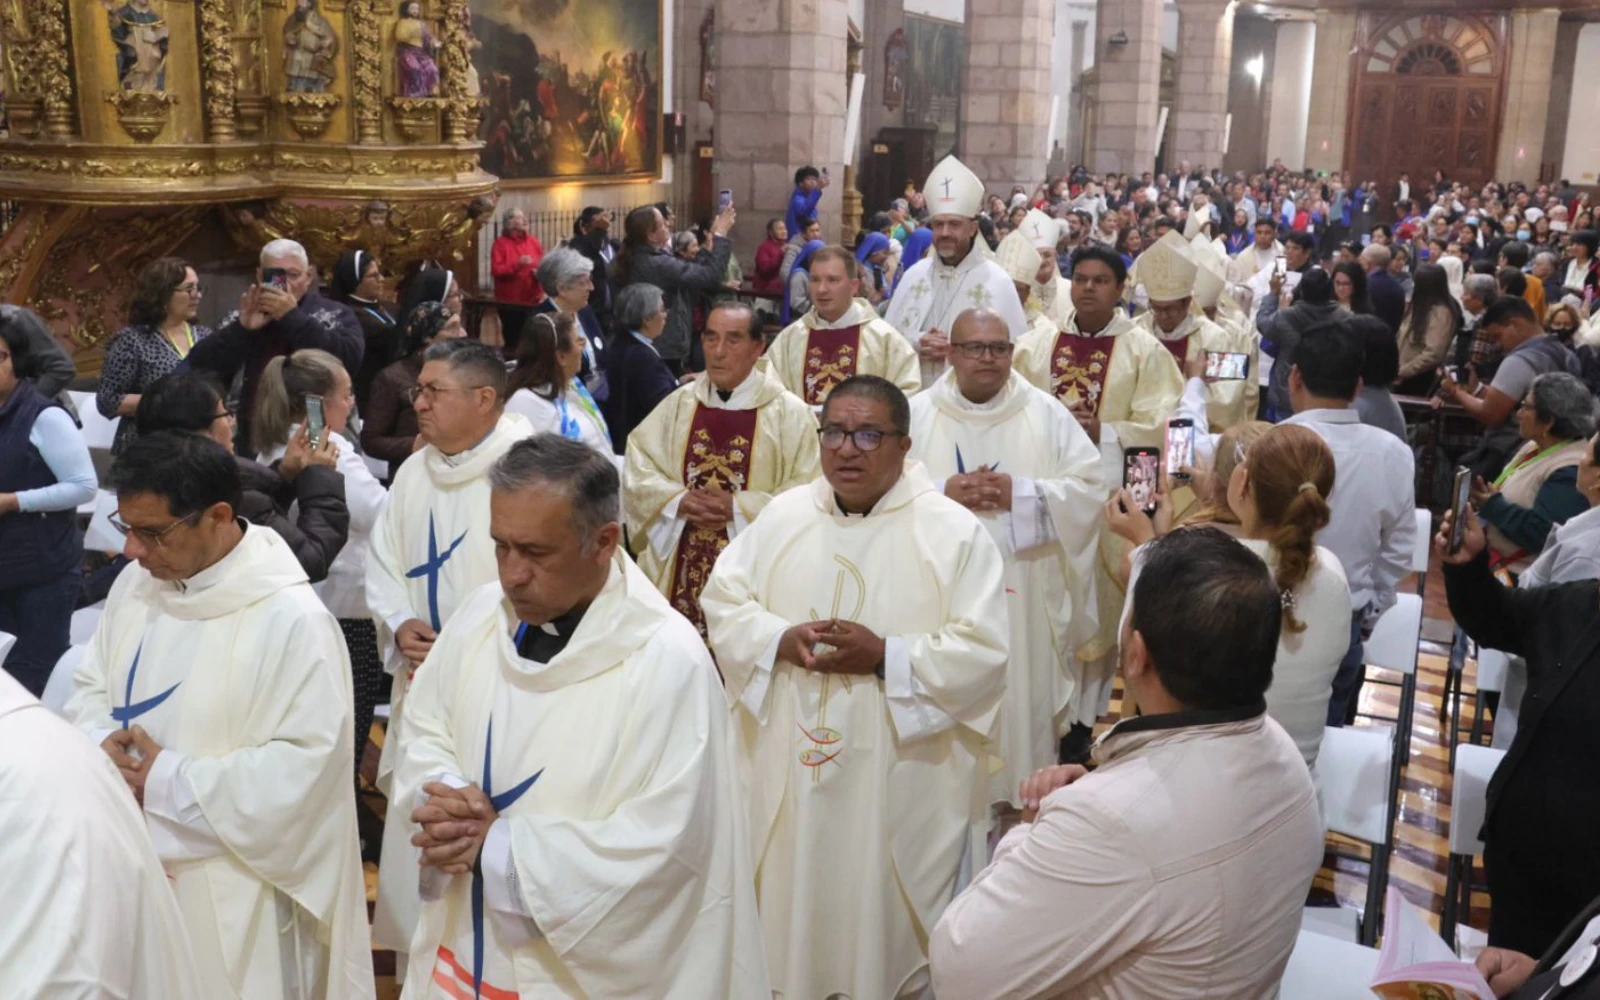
top-left (1282, 324), bottom-right (1416, 724)
top-left (930, 527), bottom-right (1323, 999)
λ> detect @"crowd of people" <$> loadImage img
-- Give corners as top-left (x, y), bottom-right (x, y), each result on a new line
top-left (3, 149), bottom-right (1600, 1000)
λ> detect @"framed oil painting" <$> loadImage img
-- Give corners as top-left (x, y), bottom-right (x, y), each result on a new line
top-left (471, 0), bottom-right (663, 185)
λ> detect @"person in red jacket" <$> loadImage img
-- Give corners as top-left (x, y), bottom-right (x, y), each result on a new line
top-left (491, 207), bottom-right (545, 351)
top-left (753, 217), bottom-right (788, 295)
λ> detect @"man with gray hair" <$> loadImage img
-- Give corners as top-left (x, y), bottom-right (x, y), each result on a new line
top-left (366, 337), bottom-right (533, 963)
top-left (188, 237), bottom-right (363, 453)
top-left (393, 434), bottom-right (769, 998)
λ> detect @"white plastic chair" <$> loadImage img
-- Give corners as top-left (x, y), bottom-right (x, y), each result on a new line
top-left (1360, 593), bottom-right (1424, 766)
top-left (1440, 743), bottom-right (1507, 948)
top-left (70, 605), bottom-right (102, 646)
top-left (83, 490), bottom-right (124, 555)
top-left (1279, 927), bottom-right (1382, 998)
top-left (1314, 723), bottom-right (1396, 946)
top-left (1471, 647), bottom-right (1510, 746)
top-left (70, 390), bottom-right (120, 452)
top-left (41, 645), bottom-right (83, 715)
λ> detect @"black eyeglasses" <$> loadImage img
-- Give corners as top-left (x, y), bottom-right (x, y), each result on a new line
top-left (818, 428), bottom-right (900, 452)
top-left (108, 510), bottom-right (201, 547)
top-left (953, 341), bottom-right (1014, 360)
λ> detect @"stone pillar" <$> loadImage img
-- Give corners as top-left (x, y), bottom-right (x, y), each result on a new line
top-left (1495, 8), bottom-right (1561, 184)
top-left (714, 0), bottom-right (849, 259)
top-left (1265, 20), bottom-right (1314, 168)
top-left (1302, 9), bottom-right (1357, 175)
top-left (1541, 17), bottom-right (1581, 179)
top-left (1089, 0), bottom-right (1163, 176)
top-left (962, 0), bottom-right (1054, 194)
top-left (1169, 0), bottom-right (1234, 171)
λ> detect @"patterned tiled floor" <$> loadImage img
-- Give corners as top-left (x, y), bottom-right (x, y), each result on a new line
top-left (360, 554), bottom-right (1486, 994)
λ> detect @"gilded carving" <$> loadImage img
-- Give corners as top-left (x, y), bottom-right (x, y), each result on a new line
top-left (0, 207), bottom-right (56, 299)
top-left (278, 90), bottom-right (341, 138)
top-left (28, 0), bottom-right (76, 134)
top-left (106, 90), bottom-right (176, 142)
top-left (388, 95), bottom-right (442, 142)
top-left (346, 0), bottom-right (384, 144)
top-left (224, 193), bottom-right (494, 276)
top-left (435, 0), bottom-right (467, 100)
top-left (197, 0), bottom-right (239, 140)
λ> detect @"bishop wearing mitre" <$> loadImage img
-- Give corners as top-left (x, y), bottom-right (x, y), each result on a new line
top-left (767, 244), bottom-right (922, 408)
top-left (624, 300), bottom-right (819, 637)
top-left (367, 338), bottom-right (532, 961)
top-left (1018, 208), bottom-right (1072, 320)
top-left (701, 375), bottom-right (1009, 1000)
top-left (1132, 231), bottom-right (1260, 432)
top-left (908, 305), bottom-right (1102, 806)
top-left (1013, 244), bottom-right (1182, 758)
top-left (66, 432), bottom-right (374, 999)
top-left (395, 436), bottom-right (769, 999)
top-left (886, 155), bottom-right (1029, 387)
top-left (995, 227), bottom-right (1060, 342)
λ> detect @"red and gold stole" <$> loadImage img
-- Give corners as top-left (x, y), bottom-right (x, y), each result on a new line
top-left (1050, 333), bottom-right (1117, 416)
top-left (1157, 334), bottom-right (1189, 367)
top-left (668, 405), bottom-right (760, 636)
top-left (802, 325), bottom-right (863, 405)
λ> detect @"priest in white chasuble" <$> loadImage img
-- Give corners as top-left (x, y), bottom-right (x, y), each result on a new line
top-left (767, 244), bottom-right (922, 408)
top-left (624, 300), bottom-right (819, 637)
top-left (1018, 208), bottom-right (1071, 320)
top-left (1132, 231), bottom-right (1260, 432)
top-left (885, 154), bottom-right (1029, 387)
top-left (1226, 216), bottom-right (1285, 285)
top-left (908, 308), bottom-right (1103, 806)
top-left (366, 338), bottom-right (532, 958)
top-left (0, 665), bottom-right (202, 998)
top-left (395, 436), bottom-right (769, 999)
top-left (64, 431), bottom-right (374, 1000)
top-left (701, 375), bottom-right (1009, 1000)
top-left (1013, 245), bottom-right (1182, 754)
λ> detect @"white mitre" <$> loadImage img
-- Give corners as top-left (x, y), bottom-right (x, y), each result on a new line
top-left (1191, 240), bottom-right (1229, 310)
top-left (1019, 209), bottom-right (1062, 252)
top-left (994, 230), bottom-right (1042, 286)
top-left (925, 155), bottom-right (984, 219)
top-left (1137, 230), bottom-right (1199, 302)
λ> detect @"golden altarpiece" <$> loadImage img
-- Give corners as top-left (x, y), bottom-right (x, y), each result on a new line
top-left (0, 0), bottom-right (497, 370)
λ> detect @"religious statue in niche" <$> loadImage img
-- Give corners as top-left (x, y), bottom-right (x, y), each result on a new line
top-left (394, 0), bottom-right (440, 97)
top-left (883, 28), bottom-right (906, 112)
top-left (282, 0), bottom-right (339, 93)
top-left (698, 8), bottom-right (714, 109)
top-left (101, 0), bottom-right (169, 92)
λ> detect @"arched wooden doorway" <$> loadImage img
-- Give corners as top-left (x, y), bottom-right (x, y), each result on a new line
top-left (1346, 13), bottom-right (1508, 191)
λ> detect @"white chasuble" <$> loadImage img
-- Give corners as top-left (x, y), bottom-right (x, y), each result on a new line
top-left (366, 410), bottom-right (531, 955)
top-left (908, 370), bottom-right (1104, 803)
top-left (700, 465), bottom-right (1009, 1000)
top-left (1132, 310), bottom-right (1260, 432)
top-left (885, 248), bottom-right (1030, 387)
top-left (395, 560), bottom-right (770, 999)
top-left (622, 367), bottom-right (819, 637)
top-left (0, 671), bottom-right (203, 998)
top-left (766, 297), bottom-right (923, 407)
top-left (1226, 239), bottom-right (1284, 285)
top-left (64, 526), bottom-right (374, 1000)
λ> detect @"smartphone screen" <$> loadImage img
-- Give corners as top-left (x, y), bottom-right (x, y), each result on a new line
top-left (1274, 255), bottom-right (1287, 276)
top-left (1204, 351), bottom-right (1250, 381)
top-left (1448, 466), bottom-right (1472, 554)
top-left (261, 267), bottom-right (289, 291)
top-left (717, 188), bottom-right (733, 213)
top-left (305, 394), bottom-right (326, 448)
top-left (1164, 419), bottom-right (1194, 479)
top-left (1123, 448), bottom-right (1160, 517)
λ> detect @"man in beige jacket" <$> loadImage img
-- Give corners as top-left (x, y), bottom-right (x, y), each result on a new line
top-left (929, 526), bottom-right (1324, 1000)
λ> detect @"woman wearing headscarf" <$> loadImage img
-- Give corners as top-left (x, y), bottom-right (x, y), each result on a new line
top-left (855, 232), bottom-right (892, 306)
top-left (782, 238), bottom-right (826, 325)
top-left (359, 301), bottom-right (464, 479)
top-left (396, 266), bottom-right (463, 334)
top-left (891, 227), bottom-right (934, 297)
top-left (1439, 253), bottom-right (1466, 305)
top-left (328, 249), bottom-right (396, 410)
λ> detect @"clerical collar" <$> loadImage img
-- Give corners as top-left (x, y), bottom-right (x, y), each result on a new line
top-left (1073, 313), bottom-right (1117, 337)
top-left (832, 490), bottom-right (890, 517)
top-left (707, 368), bottom-right (759, 408)
top-left (514, 601), bottom-right (589, 664)
top-left (716, 388), bottom-right (733, 402)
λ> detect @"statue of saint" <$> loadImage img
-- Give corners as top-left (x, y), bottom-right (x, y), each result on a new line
top-left (283, 0), bottom-right (339, 93)
top-left (101, 0), bottom-right (169, 92)
top-left (393, 0), bottom-right (439, 97)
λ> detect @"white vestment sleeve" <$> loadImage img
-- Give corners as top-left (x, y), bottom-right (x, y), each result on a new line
top-left (883, 636), bottom-right (957, 742)
top-left (1097, 424), bottom-right (1123, 496)
top-left (699, 518), bottom-right (798, 707)
top-left (480, 819), bottom-right (543, 946)
top-left (412, 772), bottom-right (469, 902)
top-left (1178, 377), bottom-right (1220, 469)
top-left (645, 491), bottom-right (689, 561)
top-left (366, 490), bottom-right (418, 673)
top-left (1008, 477), bottom-right (1058, 554)
top-left (737, 631), bottom-right (783, 724)
top-left (143, 750), bottom-right (226, 863)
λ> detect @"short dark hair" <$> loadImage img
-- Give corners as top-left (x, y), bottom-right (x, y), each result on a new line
top-left (1292, 322), bottom-right (1364, 400)
top-left (1069, 244), bottom-right (1128, 285)
top-left (490, 433), bottom-right (620, 549)
top-left (1371, 224), bottom-right (1392, 239)
top-left (1283, 231), bottom-right (1315, 254)
top-left (135, 372), bottom-right (227, 436)
top-left (1481, 294), bottom-right (1536, 328)
top-left (795, 166), bottom-right (820, 186)
top-left (1572, 230), bottom-right (1599, 255)
top-left (798, 215), bottom-right (820, 232)
top-left (1255, 218), bottom-right (1280, 232)
top-left (1298, 267), bottom-right (1334, 305)
top-left (704, 300), bottom-right (765, 344)
top-left (1348, 314), bottom-right (1400, 386)
top-left (576, 206), bottom-right (605, 234)
top-left (1496, 267), bottom-right (1527, 296)
top-left (1152, 215), bottom-right (1177, 231)
top-left (1499, 240), bottom-right (1531, 268)
top-left (866, 211), bottom-right (892, 233)
top-left (0, 311), bottom-right (41, 381)
top-left (423, 338), bottom-right (508, 400)
top-left (1128, 526), bottom-right (1281, 711)
top-left (822, 374), bottom-right (910, 435)
top-left (110, 430), bottom-right (242, 519)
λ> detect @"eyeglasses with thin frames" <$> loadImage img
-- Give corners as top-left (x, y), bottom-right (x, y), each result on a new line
top-left (109, 510), bottom-right (201, 548)
top-left (818, 428), bottom-right (901, 452)
top-left (177, 284), bottom-right (205, 297)
top-left (405, 383), bottom-right (485, 405)
top-left (952, 341), bottom-right (1014, 360)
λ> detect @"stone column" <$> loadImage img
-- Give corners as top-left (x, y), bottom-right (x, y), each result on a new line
top-left (1169, 0), bottom-right (1235, 171)
top-left (1495, 8), bottom-right (1561, 183)
top-left (1302, 9), bottom-right (1357, 175)
top-left (963, 0), bottom-right (1054, 193)
top-left (1089, 0), bottom-right (1163, 176)
top-left (1541, 17), bottom-right (1581, 179)
top-left (714, 0), bottom-right (849, 258)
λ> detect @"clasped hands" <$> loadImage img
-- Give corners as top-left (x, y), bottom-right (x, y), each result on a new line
top-left (100, 725), bottom-right (164, 806)
top-left (945, 469), bottom-right (1012, 512)
top-left (680, 487), bottom-right (735, 529)
top-left (778, 619), bottom-right (885, 676)
top-left (919, 328), bottom-right (950, 363)
top-left (411, 782), bottom-right (497, 875)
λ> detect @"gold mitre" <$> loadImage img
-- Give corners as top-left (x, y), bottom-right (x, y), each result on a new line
top-left (1138, 230), bottom-right (1200, 302)
top-left (994, 230), bottom-right (1042, 286)
top-left (1191, 240), bottom-right (1229, 310)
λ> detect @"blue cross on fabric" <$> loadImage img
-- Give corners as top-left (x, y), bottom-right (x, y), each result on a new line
top-left (110, 642), bottom-right (181, 729)
top-left (405, 512), bottom-right (468, 632)
top-left (954, 445), bottom-right (997, 476)
top-left (469, 717), bottom-right (542, 999)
